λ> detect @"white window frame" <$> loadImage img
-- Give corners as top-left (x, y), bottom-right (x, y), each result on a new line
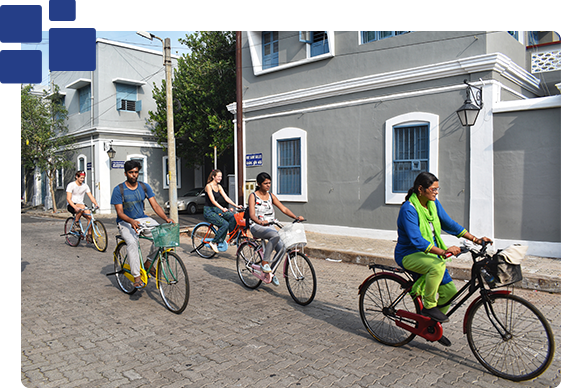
top-left (127, 154), bottom-right (148, 183)
top-left (247, 31), bottom-right (335, 76)
top-left (272, 127), bottom-right (307, 202)
top-left (77, 154), bottom-right (87, 173)
top-left (55, 167), bottom-right (64, 189)
top-left (162, 156), bottom-right (182, 189)
top-left (385, 112), bottom-right (439, 204)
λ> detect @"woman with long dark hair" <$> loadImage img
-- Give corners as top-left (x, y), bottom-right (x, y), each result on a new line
top-left (248, 172), bottom-right (304, 286)
top-left (203, 169), bottom-right (242, 253)
top-left (395, 172), bottom-right (491, 344)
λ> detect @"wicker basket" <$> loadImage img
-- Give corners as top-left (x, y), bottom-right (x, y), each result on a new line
top-left (152, 223), bottom-right (180, 248)
top-left (278, 222), bottom-right (307, 250)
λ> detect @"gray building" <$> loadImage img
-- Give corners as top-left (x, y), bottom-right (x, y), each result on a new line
top-left (36, 38), bottom-right (203, 215)
top-left (230, 31), bottom-right (561, 258)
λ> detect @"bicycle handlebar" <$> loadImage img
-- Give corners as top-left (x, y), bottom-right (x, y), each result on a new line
top-left (268, 218), bottom-right (306, 228)
top-left (77, 205), bottom-right (99, 213)
top-left (443, 240), bottom-right (491, 260)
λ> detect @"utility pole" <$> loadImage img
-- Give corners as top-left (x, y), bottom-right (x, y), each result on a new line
top-left (236, 31), bottom-right (244, 205)
top-left (136, 31), bottom-right (178, 223)
top-left (164, 37), bottom-right (178, 223)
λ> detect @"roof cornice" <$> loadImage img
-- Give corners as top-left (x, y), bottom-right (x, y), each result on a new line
top-left (228, 53), bottom-right (541, 114)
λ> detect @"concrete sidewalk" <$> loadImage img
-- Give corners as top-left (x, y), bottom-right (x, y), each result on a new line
top-left (303, 231), bottom-right (561, 294)
top-left (22, 206), bottom-right (560, 293)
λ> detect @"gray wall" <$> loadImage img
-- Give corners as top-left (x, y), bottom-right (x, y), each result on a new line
top-left (493, 108), bottom-right (561, 242)
top-left (244, 84), bottom-right (471, 229)
top-left (243, 31), bottom-right (529, 100)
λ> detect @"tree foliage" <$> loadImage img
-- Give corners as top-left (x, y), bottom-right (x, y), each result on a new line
top-left (148, 31), bottom-right (236, 167)
top-left (21, 84), bottom-right (74, 212)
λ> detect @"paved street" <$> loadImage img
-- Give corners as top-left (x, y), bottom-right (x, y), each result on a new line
top-left (20, 215), bottom-right (561, 387)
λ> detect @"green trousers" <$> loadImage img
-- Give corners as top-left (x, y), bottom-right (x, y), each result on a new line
top-left (402, 252), bottom-right (457, 312)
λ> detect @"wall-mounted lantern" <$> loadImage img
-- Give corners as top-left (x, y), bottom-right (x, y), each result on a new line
top-left (456, 79), bottom-right (483, 127)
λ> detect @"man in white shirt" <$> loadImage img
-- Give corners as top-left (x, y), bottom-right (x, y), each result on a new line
top-left (66, 171), bottom-right (98, 238)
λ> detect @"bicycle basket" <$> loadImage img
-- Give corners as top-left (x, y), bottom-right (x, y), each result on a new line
top-left (234, 211), bottom-right (246, 228)
top-left (278, 222), bottom-right (307, 250)
top-left (152, 223), bottom-right (180, 248)
top-left (483, 254), bottom-right (523, 289)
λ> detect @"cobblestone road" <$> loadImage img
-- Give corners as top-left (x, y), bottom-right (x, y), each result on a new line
top-left (20, 216), bottom-right (561, 387)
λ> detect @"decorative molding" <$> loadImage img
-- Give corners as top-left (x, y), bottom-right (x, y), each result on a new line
top-left (228, 53), bottom-right (541, 115)
top-left (494, 95), bottom-right (561, 113)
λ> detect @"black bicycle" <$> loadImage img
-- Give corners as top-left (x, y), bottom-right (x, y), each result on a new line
top-left (358, 241), bottom-right (554, 381)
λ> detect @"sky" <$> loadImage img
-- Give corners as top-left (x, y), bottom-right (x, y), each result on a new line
top-left (22, 30), bottom-right (193, 85)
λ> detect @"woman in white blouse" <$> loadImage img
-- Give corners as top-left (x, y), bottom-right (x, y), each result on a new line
top-left (248, 172), bottom-right (304, 286)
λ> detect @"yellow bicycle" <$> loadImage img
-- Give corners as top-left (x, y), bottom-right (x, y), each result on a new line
top-left (107, 222), bottom-right (189, 314)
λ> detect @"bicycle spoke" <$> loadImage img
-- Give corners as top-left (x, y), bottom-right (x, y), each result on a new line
top-left (157, 252), bottom-right (189, 314)
top-left (466, 293), bottom-right (554, 381)
top-left (359, 274), bottom-right (419, 347)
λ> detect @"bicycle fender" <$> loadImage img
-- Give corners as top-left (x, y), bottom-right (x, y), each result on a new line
top-left (462, 290), bottom-right (512, 334)
top-left (193, 221), bottom-right (212, 229)
top-left (358, 272), bottom-right (405, 295)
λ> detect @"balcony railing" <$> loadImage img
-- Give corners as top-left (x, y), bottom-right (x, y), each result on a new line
top-left (531, 49), bottom-right (561, 73)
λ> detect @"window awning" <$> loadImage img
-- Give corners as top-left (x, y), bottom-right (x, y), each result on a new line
top-left (65, 78), bottom-right (91, 89)
top-left (112, 78), bottom-right (146, 86)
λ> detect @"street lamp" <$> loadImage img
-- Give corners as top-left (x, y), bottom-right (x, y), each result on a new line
top-left (137, 31), bottom-right (178, 223)
top-left (456, 79), bottom-right (483, 127)
top-left (106, 140), bottom-right (116, 159)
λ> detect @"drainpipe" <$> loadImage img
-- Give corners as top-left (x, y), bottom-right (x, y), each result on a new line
top-left (90, 70), bottom-right (96, 201)
top-left (236, 31), bottom-right (244, 205)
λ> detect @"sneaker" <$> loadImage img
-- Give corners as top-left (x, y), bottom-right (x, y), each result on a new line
top-left (421, 307), bottom-right (449, 323)
top-left (271, 275), bottom-right (280, 286)
top-left (437, 335), bottom-right (452, 347)
top-left (260, 263), bottom-right (272, 273)
top-left (208, 242), bottom-right (219, 253)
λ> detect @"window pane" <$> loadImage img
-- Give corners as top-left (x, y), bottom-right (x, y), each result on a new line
top-left (277, 139), bottom-right (301, 195)
top-left (379, 31), bottom-right (394, 39)
top-left (79, 85), bottom-right (91, 113)
top-left (393, 125), bottom-right (429, 192)
top-left (131, 158), bottom-right (145, 182)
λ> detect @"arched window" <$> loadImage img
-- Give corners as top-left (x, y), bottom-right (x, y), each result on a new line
top-left (385, 112), bottom-right (439, 204)
top-left (272, 127), bottom-right (307, 202)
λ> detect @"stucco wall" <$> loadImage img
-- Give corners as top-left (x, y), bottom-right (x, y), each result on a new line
top-left (244, 84), bottom-right (471, 230)
top-left (493, 108), bottom-right (561, 242)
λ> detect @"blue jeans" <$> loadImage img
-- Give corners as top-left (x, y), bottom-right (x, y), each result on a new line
top-left (203, 206), bottom-right (236, 243)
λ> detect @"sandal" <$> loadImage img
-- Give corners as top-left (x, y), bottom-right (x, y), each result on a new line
top-left (144, 260), bottom-right (157, 276)
top-left (133, 276), bottom-right (145, 289)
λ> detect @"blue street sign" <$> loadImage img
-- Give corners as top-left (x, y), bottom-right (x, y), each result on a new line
top-left (246, 153), bottom-right (263, 167)
top-left (112, 161), bottom-right (124, 169)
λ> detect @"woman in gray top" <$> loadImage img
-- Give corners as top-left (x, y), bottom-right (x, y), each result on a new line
top-left (248, 172), bottom-right (304, 286)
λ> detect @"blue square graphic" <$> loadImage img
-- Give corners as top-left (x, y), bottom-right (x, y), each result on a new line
top-left (0, 5), bottom-right (42, 43)
top-left (49, 28), bottom-right (96, 71)
top-left (49, 0), bottom-right (76, 21)
top-left (0, 50), bottom-right (42, 84)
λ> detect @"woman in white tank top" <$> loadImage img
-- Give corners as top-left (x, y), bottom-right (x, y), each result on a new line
top-left (248, 172), bottom-right (304, 286)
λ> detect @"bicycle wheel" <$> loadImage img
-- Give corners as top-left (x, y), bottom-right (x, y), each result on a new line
top-left (91, 220), bottom-right (108, 252)
top-left (113, 241), bottom-right (137, 295)
top-left (191, 223), bottom-right (217, 259)
top-left (157, 251), bottom-right (190, 314)
top-left (64, 217), bottom-right (80, 247)
top-left (284, 251), bottom-right (317, 306)
top-left (359, 274), bottom-right (420, 346)
top-left (465, 293), bottom-right (555, 381)
top-left (236, 241), bottom-right (263, 289)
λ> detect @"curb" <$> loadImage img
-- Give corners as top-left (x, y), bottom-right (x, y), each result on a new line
top-left (305, 247), bottom-right (561, 294)
top-left (22, 211), bottom-right (560, 294)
